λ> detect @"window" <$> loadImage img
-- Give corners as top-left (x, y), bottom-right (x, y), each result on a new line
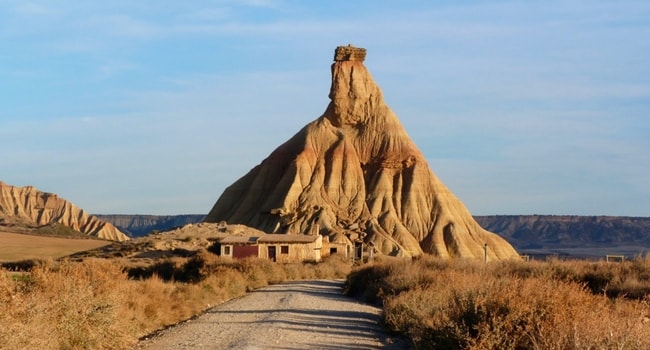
top-left (280, 245), bottom-right (289, 254)
top-left (224, 245), bottom-right (231, 255)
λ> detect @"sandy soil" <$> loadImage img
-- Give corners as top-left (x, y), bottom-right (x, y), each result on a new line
top-left (137, 279), bottom-right (411, 350)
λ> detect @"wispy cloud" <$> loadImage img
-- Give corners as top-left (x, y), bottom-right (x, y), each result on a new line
top-left (80, 14), bottom-right (162, 39)
top-left (13, 2), bottom-right (59, 17)
top-left (97, 60), bottom-right (138, 78)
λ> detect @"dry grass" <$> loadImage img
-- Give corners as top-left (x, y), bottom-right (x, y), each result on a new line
top-left (0, 231), bottom-right (110, 262)
top-left (346, 256), bottom-right (650, 349)
top-left (7, 249), bottom-right (648, 349)
top-left (0, 252), bottom-right (351, 350)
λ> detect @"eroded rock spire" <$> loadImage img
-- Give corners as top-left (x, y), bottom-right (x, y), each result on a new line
top-left (205, 46), bottom-right (518, 260)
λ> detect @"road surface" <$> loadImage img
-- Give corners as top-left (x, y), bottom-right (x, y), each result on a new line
top-left (137, 279), bottom-right (410, 349)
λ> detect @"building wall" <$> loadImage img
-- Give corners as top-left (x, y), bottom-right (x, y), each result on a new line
top-left (322, 240), bottom-right (351, 259)
top-left (258, 237), bottom-right (322, 263)
top-left (221, 244), bottom-right (259, 259)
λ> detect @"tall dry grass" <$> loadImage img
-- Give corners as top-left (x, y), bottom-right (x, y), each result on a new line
top-left (346, 256), bottom-right (650, 350)
top-left (0, 252), bottom-right (351, 350)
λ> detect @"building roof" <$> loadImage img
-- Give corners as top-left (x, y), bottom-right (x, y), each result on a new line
top-left (258, 234), bottom-right (320, 243)
top-left (219, 233), bottom-right (320, 244)
top-left (219, 235), bottom-right (260, 244)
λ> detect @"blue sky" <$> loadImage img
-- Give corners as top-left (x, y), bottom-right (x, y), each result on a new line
top-left (1, 1), bottom-right (649, 216)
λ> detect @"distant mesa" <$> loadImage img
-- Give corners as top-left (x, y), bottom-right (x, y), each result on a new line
top-left (0, 181), bottom-right (129, 241)
top-left (204, 46), bottom-right (518, 260)
top-left (94, 214), bottom-right (206, 237)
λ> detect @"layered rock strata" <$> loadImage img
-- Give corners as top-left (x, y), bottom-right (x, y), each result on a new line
top-left (205, 46), bottom-right (518, 260)
top-left (0, 181), bottom-right (129, 241)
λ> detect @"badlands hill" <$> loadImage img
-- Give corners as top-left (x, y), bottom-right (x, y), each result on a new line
top-left (0, 181), bottom-right (129, 241)
top-left (204, 45), bottom-right (518, 260)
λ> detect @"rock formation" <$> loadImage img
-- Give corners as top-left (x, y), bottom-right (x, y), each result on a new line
top-left (205, 45), bottom-right (518, 260)
top-left (0, 181), bottom-right (129, 241)
top-left (95, 214), bottom-right (205, 237)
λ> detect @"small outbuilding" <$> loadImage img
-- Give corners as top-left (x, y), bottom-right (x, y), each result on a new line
top-left (322, 232), bottom-right (353, 259)
top-left (220, 234), bottom-right (322, 263)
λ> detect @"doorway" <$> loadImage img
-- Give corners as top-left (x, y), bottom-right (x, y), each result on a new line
top-left (268, 246), bottom-right (277, 262)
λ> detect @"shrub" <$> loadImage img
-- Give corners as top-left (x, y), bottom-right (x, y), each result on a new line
top-left (347, 255), bottom-right (650, 349)
top-left (0, 259), bottom-right (132, 350)
top-left (0, 254), bottom-right (352, 349)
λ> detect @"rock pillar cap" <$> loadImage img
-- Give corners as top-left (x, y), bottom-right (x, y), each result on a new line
top-left (334, 45), bottom-right (366, 62)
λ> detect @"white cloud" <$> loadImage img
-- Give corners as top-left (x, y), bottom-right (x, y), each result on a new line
top-left (234, 0), bottom-right (282, 8)
top-left (179, 7), bottom-right (233, 22)
top-left (98, 60), bottom-right (138, 78)
top-left (79, 14), bottom-right (163, 39)
top-left (13, 2), bottom-right (58, 17)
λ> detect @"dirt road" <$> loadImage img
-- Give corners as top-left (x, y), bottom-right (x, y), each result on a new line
top-left (137, 279), bottom-right (410, 349)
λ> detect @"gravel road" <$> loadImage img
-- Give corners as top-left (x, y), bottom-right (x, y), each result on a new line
top-left (136, 279), bottom-right (411, 349)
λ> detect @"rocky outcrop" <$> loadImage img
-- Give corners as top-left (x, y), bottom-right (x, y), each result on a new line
top-left (334, 44), bottom-right (366, 61)
top-left (205, 46), bottom-right (518, 260)
top-left (0, 181), bottom-right (129, 241)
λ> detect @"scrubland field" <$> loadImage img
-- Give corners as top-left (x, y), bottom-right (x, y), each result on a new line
top-left (347, 256), bottom-right (650, 349)
top-left (0, 253), bottom-right (350, 350)
top-left (3, 249), bottom-right (650, 349)
top-left (0, 231), bottom-right (110, 262)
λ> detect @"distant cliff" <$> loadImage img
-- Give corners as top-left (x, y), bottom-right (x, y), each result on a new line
top-left (0, 181), bottom-right (129, 241)
top-left (95, 214), bottom-right (205, 237)
top-left (95, 214), bottom-right (650, 253)
top-left (475, 215), bottom-right (650, 250)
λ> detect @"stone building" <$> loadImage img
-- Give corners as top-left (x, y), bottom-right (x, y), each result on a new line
top-left (220, 234), bottom-right (323, 263)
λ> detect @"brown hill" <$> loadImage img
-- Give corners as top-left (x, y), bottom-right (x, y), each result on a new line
top-left (205, 45), bottom-right (518, 260)
top-left (0, 181), bottom-right (129, 241)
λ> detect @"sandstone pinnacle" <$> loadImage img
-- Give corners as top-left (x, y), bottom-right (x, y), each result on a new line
top-left (205, 46), bottom-right (518, 259)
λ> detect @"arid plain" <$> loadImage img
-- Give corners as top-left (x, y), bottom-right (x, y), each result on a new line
top-left (2, 45), bottom-right (649, 349)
